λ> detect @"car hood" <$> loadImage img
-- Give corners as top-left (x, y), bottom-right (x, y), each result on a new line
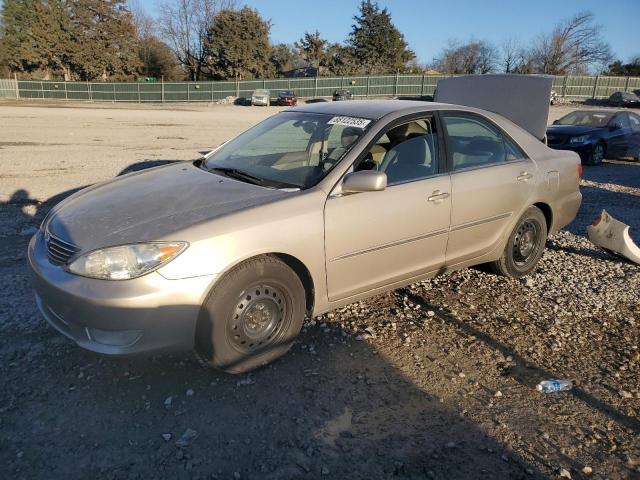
top-left (46, 162), bottom-right (291, 251)
top-left (546, 125), bottom-right (602, 136)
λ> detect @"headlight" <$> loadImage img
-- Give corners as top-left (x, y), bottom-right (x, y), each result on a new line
top-left (569, 135), bottom-right (591, 144)
top-left (67, 242), bottom-right (187, 280)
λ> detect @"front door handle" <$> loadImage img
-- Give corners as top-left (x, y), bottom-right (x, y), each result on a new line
top-left (517, 171), bottom-right (533, 182)
top-left (427, 190), bottom-right (450, 203)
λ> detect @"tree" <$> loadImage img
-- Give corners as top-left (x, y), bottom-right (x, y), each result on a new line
top-left (348, 0), bottom-right (414, 74)
top-left (432, 39), bottom-right (498, 74)
top-left (500, 38), bottom-right (520, 73)
top-left (270, 43), bottom-right (304, 76)
top-left (159, 0), bottom-right (236, 80)
top-left (68, 0), bottom-right (141, 80)
top-left (325, 43), bottom-right (357, 75)
top-left (605, 56), bottom-right (640, 76)
top-left (138, 36), bottom-right (184, 80)
top-left (0, 0), bottom-right (42, 75)
top-left (203, 6), bottom-right (273, 80)
top-left (528, 11), bottom-right (612, 74)
top-left (295, 30), bottom-right (328, 73)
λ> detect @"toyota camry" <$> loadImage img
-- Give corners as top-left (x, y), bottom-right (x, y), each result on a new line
top-left (29, 76), bottom-right (582, 373)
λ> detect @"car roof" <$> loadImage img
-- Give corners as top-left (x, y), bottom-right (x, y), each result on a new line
top-left (567, 110), bottom-right (617, 116)
top-left (289, 100), bottom-right (460, 120)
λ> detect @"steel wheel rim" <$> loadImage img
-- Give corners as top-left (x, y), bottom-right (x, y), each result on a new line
top-left (593, 144), bottom-right (604, 163)
top-left (228, 284), bottom-right (287, 352)
top-left (512, 219), bottom-right (541, 267)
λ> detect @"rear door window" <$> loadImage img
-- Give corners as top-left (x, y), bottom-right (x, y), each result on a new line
top-left (442, 113), bottom-right (525, 170)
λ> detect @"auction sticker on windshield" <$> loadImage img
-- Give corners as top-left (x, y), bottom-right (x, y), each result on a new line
top-left (328, 116), bottom-right (371, 129)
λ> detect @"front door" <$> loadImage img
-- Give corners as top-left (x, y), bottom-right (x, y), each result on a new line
top-left (324, 116), bottom-right (451, 301)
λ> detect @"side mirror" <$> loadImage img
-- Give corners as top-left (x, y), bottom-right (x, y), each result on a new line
top-left (552, 119), bottom-right (560, 125)
top-left (342, 170), bottom-right (387, 193)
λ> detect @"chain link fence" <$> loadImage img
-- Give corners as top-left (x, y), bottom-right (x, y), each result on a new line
top-left (1, 74), bottom-right (639, 103)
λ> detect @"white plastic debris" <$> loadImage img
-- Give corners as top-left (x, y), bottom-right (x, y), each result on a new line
top-left (586, 209), bottom-right (640, 265)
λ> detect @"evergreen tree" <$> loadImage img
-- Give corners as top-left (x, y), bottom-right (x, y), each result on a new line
top-left (295, 30), bottom-right (328, 73)
top-left (348, 0), bottom-right (414, 74)
top-left (69, 0), bottom-right (140, 80)
top-left (0, 0), bottom-right (41, 74)
top-left (203, 6), bottom-right (272, 80)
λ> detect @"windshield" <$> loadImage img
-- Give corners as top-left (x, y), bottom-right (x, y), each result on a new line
top-left (253, 89), bottom-right (269, 96)
top-left (556, 111), bottom-right (614, 127)
top-left (279, 90), bottom-right (294, 96)
top-left (203, 112), bottom-right (371, 189)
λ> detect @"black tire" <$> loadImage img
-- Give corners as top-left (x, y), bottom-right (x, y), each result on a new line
top-left (491, 206), bottom-right (548, 278)
top-left (584, 142), bottom-right (605, 166)
top-left (195, 256), bottom-right (306, 374)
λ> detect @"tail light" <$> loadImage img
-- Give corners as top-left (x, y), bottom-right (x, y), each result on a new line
top-left (578, 163), bottom-right (583, 178)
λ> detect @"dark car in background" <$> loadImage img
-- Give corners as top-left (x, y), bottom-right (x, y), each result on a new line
top-left (332, 89), bottom-right (352, 101)
top-left (609, 91), bottom-right (640, 108)
top-left (275, 90), bottom-right (297, 106)
top-left (546, 110), bottom-right (640, 165)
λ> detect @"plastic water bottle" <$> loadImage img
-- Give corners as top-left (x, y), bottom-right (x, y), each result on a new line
top-left (536, 379), bottom-right (573, 393)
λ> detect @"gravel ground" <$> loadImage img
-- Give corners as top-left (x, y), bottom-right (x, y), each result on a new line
top-left (0, 101), bottom-right (638, 480)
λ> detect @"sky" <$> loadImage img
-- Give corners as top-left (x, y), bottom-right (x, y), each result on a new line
top-left (139, 0), bottom-right (640, 64)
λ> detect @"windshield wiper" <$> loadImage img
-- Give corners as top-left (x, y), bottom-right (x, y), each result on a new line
top-left (208, 166), bottom-right (265, 186)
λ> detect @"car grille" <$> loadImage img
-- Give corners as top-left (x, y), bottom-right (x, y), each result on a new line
top-left (45, 232), bottom-right (80, 265)
top-left (546, 134), bottom-right (567, 145)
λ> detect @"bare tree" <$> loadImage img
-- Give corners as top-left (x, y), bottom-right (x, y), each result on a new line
top-left (158, 0), bottom-right (236, 80)
top-left (500, 38), bottom-right (520, 73)
top-left (432, 39), bottom-right (498, 74)
top-left (528, 11), bottom-right (612, 75)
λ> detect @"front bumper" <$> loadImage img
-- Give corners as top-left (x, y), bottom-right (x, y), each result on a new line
top-left (28, 232), bottom-right (215, 355)
top-left (251, 98), bottom-right (269, 106)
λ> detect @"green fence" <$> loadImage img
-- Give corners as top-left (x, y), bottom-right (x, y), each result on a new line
top-left (3, 74), bottom-right (640, 103)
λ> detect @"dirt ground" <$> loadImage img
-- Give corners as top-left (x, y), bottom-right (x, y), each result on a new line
top-left (0, 100), bottom-right (638, 480)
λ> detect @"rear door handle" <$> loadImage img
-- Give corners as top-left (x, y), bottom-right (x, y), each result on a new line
top-left (427, 190), bottom-right (450, 203)
top-left (517, 171), bottom-right (533, 182)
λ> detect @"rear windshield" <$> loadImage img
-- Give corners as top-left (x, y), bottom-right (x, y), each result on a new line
top-left (203, 112), bottom-right (371, 189)
top-left (556, 111), bottom-right (614, 127)
top-left (279, 90), bottom-right (294, 96)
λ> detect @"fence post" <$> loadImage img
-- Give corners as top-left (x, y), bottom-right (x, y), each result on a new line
top-left (420, 74), bottom-right (425, 96)
top-left (87, 81), bottom-right (92, 102)
top-left (210, 81), bottom-right (214, 103)
top-left (14, 73), bottom-right (19, 99)
top-left (561, 76), bottom-right (568, 98)
top-left (187, 82), bottom-right (190, 103)
top-left (624, 76), bottom-right (630, 92)
top-left (41, 80), bottom-right (44, 99)
top-left (63, 81), bottom-right (68, 101)
top-left (592, 75), bottom-right (599, 99)
top-left (113, 83), bottom-right (116, 102)
top-left (161, 77), bottom-right (165, 103)
top-left (366, 76), bottom-right (370, 97)
top-left (235, 78), bottom-right (239, 97)
top-left (314, 76), bottom-right (318, 97)
top-left (394, 71), bottom-right (399, 96)
top-left (137, 82), bottom-right (141, 103)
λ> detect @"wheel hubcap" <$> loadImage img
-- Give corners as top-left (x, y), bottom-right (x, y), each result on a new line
top-left (513, 220), bottom-right (539, 266)
top-left (593, 145), bottom-right (604, 162)
top-left (229, 285), bottom-right (285, 351)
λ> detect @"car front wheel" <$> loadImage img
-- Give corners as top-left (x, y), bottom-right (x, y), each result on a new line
top-left (491, 206), bottom-right (547, 278)
top-left (195, 256), bottom-right (306, 374)
top-left (585, 142), bottom-right (605, 166)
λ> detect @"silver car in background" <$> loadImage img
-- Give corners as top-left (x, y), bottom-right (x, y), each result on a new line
top-left (29, 76), bottom-right (582, 373)
top-left (251, 89), bottom-right (270, 106)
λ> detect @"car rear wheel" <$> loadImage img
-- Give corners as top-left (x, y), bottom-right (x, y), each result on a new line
top-left (490, 206), bottom-right (547, 278)
top-left (195, 256), bottom-right (306, 374)
top-left (585, 142), bottom-right (605, 166)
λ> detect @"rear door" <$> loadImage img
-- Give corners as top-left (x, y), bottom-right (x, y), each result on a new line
top-left (441, 112), bottom-right (536, 264)
top-left (625, 113), bottom-right (640, 158)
